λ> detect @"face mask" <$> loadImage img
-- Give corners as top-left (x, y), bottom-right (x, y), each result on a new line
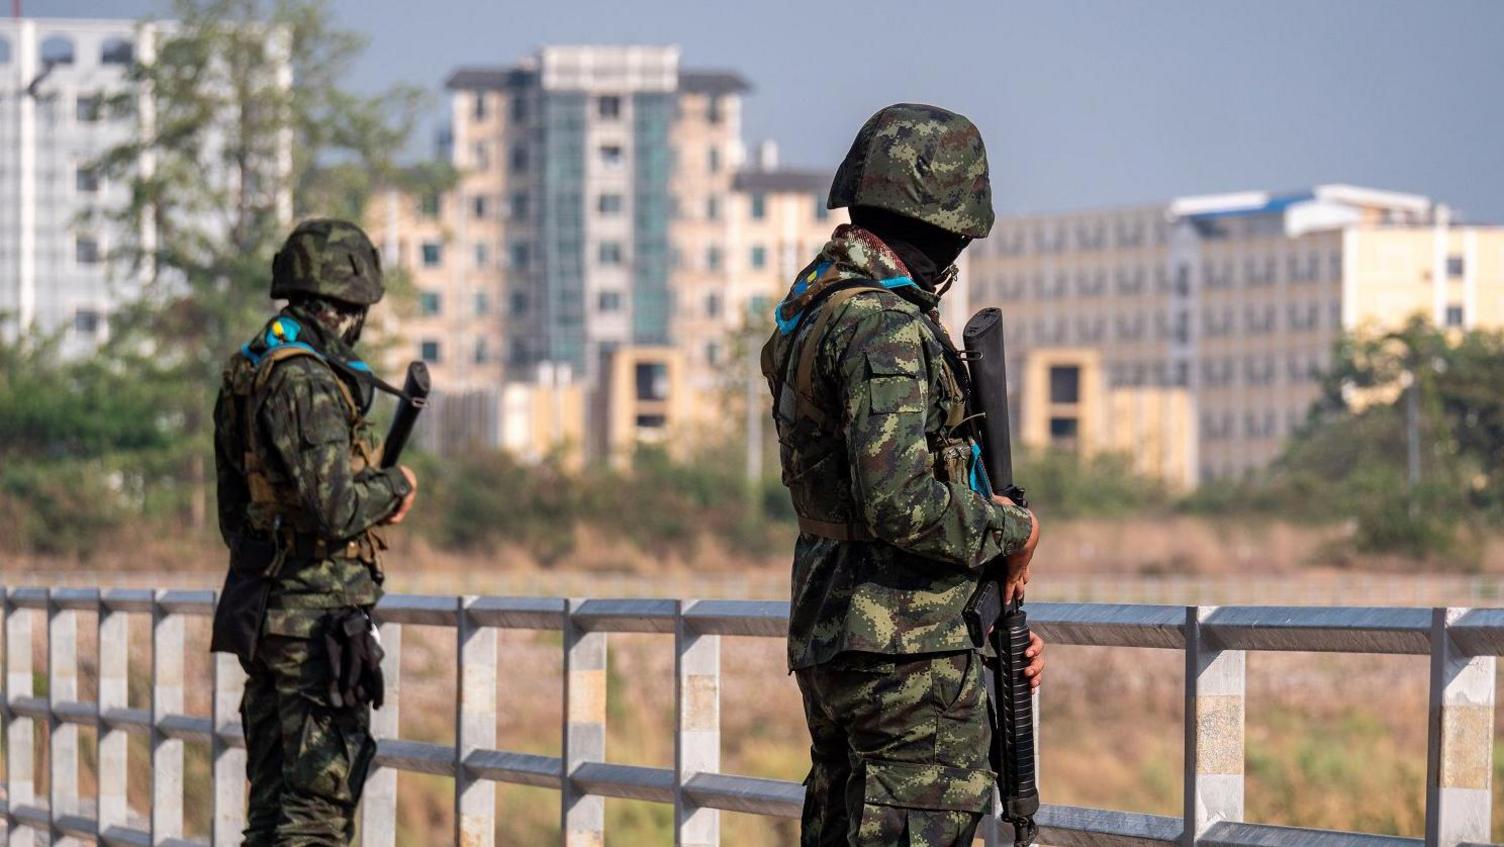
top-left (340, 309), bottom-right (367, 347)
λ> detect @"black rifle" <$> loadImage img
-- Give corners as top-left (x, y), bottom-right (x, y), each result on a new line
top-left (380, 361), bottom-right (431, 469)
top-left (961, 307), bottom-right (1039, 847)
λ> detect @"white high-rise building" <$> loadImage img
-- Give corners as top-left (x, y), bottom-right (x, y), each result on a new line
top-left (0, 18), bottom-right (167, 355)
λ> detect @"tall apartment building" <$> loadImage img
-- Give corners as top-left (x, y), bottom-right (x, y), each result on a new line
top-left (0, 18), bottom-right (159, 355)
top-left (375, 46), bottom-right (845, 459)
top-left (439, 46), bottom-right (747, 389)
top-left (968, 184), bottom-right (1504, 484)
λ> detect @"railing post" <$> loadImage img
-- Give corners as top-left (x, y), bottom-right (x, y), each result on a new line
top-left (6, 590), bottom-right (36, 847)
top-left (457, 596), bottom-right (497, 847)
top-left (97, 595), bottom-right (130, 839)
top-left (562, 598), bottom-right (605, 847)
top-left (1425, 607), bottom-right (1494, 847)
top-left (211, 620), bottom-right (248, 847)
top-left (47, 589), bottom-right (80, 841)
top-left (151, 591), bottom-right (184, 844)
top-left (674, 600), bottom-right (719, 847)
top-left (1183, 606), bottom-right (1244, 846)
top-left (361, 618), bottom-right (402, 847)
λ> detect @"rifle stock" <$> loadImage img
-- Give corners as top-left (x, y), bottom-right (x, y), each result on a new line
top-left (961, 307), bottom-right (1039, 847)
top-left (380, 361), bottom-right (431, 469)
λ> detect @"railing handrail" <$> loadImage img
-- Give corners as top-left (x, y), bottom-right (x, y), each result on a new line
top-left (0, 587), bottom-right (1498, 846)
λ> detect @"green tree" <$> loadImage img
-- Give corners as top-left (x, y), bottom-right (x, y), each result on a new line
top-left (1201, 318), bottom-right (1504, 563)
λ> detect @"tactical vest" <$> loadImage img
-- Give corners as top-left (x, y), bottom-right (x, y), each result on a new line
top-left (761, 281), bottom-right (978, 542)
top-left (222, 317), bottom-right (383, 568)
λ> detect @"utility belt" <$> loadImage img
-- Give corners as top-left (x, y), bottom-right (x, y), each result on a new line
top-left (228, 526), bottom-right (378, 578)
top-left (277, 529), bottom-right (367, 564)
top-left (795, 516), bottom-right (874, 542)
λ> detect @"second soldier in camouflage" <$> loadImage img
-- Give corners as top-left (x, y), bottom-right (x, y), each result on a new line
top-left (763, 104), bottom-right (1045, 846)
top-left (212, 220), bottom-right (418, 846)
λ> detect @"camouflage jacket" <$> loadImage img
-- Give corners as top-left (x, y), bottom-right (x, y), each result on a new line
top-left (765, 225), bottom-right (1032, 670)
top-left (213, 305), bottom-right (410, 634)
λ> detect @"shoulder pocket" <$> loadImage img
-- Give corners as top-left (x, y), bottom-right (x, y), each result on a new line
top-left (295, 379), bottom-right (355, 449)
top-left (865, 351), bottom-right (923, 415)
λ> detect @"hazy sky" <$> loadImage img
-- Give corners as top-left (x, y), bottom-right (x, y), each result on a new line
top-left (34, 0), bottom-right (1504, 221)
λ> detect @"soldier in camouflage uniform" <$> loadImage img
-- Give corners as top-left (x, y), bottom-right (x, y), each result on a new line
top-left (212, 219), bottom-right (418, 846)
top-left (762, 104), bottom-right (1045, 846)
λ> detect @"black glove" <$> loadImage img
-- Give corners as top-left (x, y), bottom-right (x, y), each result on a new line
top-left (324, 607), bottom-right (385, 710)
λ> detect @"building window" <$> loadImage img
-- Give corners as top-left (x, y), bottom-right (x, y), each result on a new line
top-left (707, 146), bottom-right (720, 173)
top-left (750, 245), bottom-right (767, 269)
top-left (74, 308), bottom-right (101, 335)
top-left (509, 242), bottom-right (531, 270)
top-left (1048, 366), bottom-right (1080, 404)
top-left (1447, 256), bottom-right (1465, 277)
top-left (707, 95), bottom-right (723, 124)
top-left (76, 166), bottom-right (99, 193)
top-left (75, 235), bottom-right (101, 265)
top-left (420, 242), bottom-right (442, 267)
top-left (472, 141), bottom-right (489, 168)
top-left (510, 192), bottom-right (530, 218)
top-left (706, 245), bottom-right (723, 271)
top-left (509, 291), bottom-right (528, 315)
top-left (599, 144), bottom-right (624, 168)
top-left (814, 196), bottom-right (829, 221)
top-left (509, 145), bottom-right (529, 173)
top-left (598, 193), bottom-right (624, 215)
top-left (474, 339), bottom-right (488, 364)
top-left (750, 193), bottom-right (766, 220)
top-left (474, 242), bottom-right (489, 268)
top-left (420, 192), bottom-right (440, 218)
top-left (475, 292), bottom-right (490, 315)
top-left (598, 242), bottom-right (624, 265)
top-left (510, 95), bottom-right (528, 121)
top-left (1446, 304), bottom-right (1465, 327)
top-left (473, 92), bottom-right (487, 121)
top-left (40, 35), bottom-right (74, 65)
top-left (76, 94), bottom-right (103, 123)
top-left (1048, 417), bottom-right (1079, 447)
top-left (598, 291), bottom-right (622, 312)
top-left (0, 37), bottom-right (11, 64)
top-left (705, 292), bottom-right (722, 318)
top-left (597, 95), bottom-right (621, 119)
top-left (420, 340), bottom-right (441, 363)
top-left (635, 362), bottom-right (669, 401)
top-left (705, 194), bottom-right (719, 220)
top-left (100, 37), bottom-right (133, 65)
top-left (419, 291), bottom-right (441, 316)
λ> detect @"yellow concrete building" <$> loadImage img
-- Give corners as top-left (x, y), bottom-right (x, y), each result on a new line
top-left (1020, 348), bottom-right (1195, 488)
top-left (968, 185), bottom-right (1504, 485)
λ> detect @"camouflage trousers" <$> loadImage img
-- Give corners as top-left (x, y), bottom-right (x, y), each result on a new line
top-left (796, 650), bottom-right (994, 847)
top-left (239, 629), bottom-right (377, 846)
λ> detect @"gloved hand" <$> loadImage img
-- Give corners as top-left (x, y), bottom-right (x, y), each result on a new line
top-left (324, 607), bottom-right (385, 710)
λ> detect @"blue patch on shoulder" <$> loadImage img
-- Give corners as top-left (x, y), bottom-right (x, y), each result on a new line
top-left (774, 267), bottom-right (916, 336)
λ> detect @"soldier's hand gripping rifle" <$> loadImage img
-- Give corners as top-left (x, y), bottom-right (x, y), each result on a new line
top-left (961, 307), bottom-right (1040, 847)
top-left (379, 362), bottom-right (431, 469)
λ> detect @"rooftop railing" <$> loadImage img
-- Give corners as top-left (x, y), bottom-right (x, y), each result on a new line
top-left (0, 587), bottom-right (1499, 846)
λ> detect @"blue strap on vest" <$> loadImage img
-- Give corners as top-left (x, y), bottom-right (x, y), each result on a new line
top-left (773, 261), bottom-right (919, 336)
top-left (969, 442), bottom-right (993, 497)
top-left (239, 316), bottom-right (371, 372)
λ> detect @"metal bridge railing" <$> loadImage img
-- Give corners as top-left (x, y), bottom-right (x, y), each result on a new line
top-left (0, 587), bottom-right (1499, 846)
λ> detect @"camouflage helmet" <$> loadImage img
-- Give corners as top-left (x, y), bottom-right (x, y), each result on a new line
top-left (270, 218), bottom-right (384, 305)
top-left (827, 103), bottom-right (995, 239)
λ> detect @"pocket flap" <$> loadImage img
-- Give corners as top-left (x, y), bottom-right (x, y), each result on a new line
top-left (864, 350), bottom-right (921, 378)
top-left (862, 758), bottom-right (993, 813)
